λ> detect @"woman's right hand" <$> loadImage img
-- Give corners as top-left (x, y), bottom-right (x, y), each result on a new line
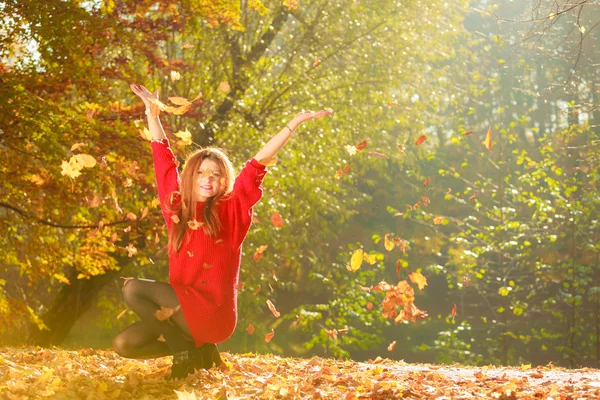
top-left (130, 84), bottom-right (160, 117)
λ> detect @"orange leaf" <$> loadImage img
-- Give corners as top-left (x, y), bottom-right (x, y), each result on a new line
top-left (246, 324), bottom-right (255, 335)
top-left (154, 305), bottom-right (181, 321)
top-left (171, 215), bottom-right (180, 224)
top-left (464, 131), bottom-right (473, 136)
top-left (140, 207), bottom-right (149, 220)
top-left (265, 329), bottom-right (275, 343)
top-left (415, 135), bottom-right (427, 146)
top-left (409, 271), bottom-right (428, 290)
top-left (396, 260), bottom-right (402, 280)
top-left (355, 140), bottom-right (368, 151)
top-left (117, 309), bottom-right (127, 320)
top-left (157, 334), bottom-right (166, 342)
top-left (168, 97), bottom-right (192, 106)
top-left (423, 177), bottom-right (431, 190)
top-left (203, 263), bottom-right (212, 269)
top-left (469, 193), bottom-right (477, 201)
top-left (253, 285), bottom-right (261, 295)
top-left (326, 329), bottom-right (338, 340)
top-left (313, 59), bottom-right (321, 67)
top-left (293, 314), bottom-right (302, 327)
top-left (446, 188), bottom-right (452, 194)
top-left (388, 340), bottom-right (397, 351)
top-left (235, 282), bottom-right (245, 291)
top-left (366, 302), bottom-right (373, 310)
top-left (483, 127), bottom-right (492, 152)
top-left (254, 245), bottom-right (268, 262)
top-left (451, 304), bottom-right (457, 321)
top-left (126, 212), bottom-right (137, 221)
top-left (433, 216), bottom-right (444, 225)
top-left (266, 300), bottom-right (281, 318)
top-left (270, 212), bottom-right (284, 228)
top-left (219, 81), bottom-right (230, 92)
top-left (343, 164), bottom-right (351, 174)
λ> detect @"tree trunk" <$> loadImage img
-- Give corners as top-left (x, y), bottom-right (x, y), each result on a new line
top-left (27, 268), bottom-right (116, 347)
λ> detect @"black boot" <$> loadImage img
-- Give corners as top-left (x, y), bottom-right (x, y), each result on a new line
top-left (167, 349), bottom-right (203, 380)
top-left (199, 343), bottom-right (223, 369)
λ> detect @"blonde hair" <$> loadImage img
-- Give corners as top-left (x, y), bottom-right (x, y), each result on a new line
top-left (165, 147), bottom-right (235, 254)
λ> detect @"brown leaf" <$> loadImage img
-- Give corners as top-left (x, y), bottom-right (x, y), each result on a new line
top-left (140, 207), bottom-right (149, 220)
top-left (415, 135), bottom-right (428, 146)
top-left (126, 212), bottom-right (137, 221)
top-left (326, 329), bottom-right (338, 340)
top-left (464, 131), bottom-right (473, 136)
top-left (423, 177), bottom-right (431, 190)
top-left (154, 305), bottom-right (181, 321)
top-left (355, 140), bottom-right (368, 151)
top-left (293, 314), bottom-right (302, 327)
top-left (265, 329), bottom-right (275, 343)
top-left (254, 245), bottom-right (268, 262)
top-left (171, 215), bottom-right (181, 224)
top-left (388, 341), bottom-right (397, 351)
top-left (469, 193), bottom-right (477, 201)
top-left (253, 285), bottom-right (262, 295)
top-left (396, 259), bottom-right (402, 280)
top-left (367, 151), bottom-right (388, 159)
top-left (451, 304), bottom-right (457, 321)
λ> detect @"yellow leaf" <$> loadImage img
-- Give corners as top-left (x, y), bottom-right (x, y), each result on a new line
top-left (409, 271), bottom-right (428, 290)
top-left (171, 215), bottom-right (181, 224)
top-left (363, 252), bottom-right (377, 265)
top-left (75, 154), bottom-right (97, 168)
top-left (433, 216), bottom-right (444, 225)
top-left (60, 157), bottom-right (83, 179)
top-left (483, 127), bottom-right (493, 152)
top-left (384, 233), bottom-right (395, 251)
top-left (139, 127), bottom-right (152, 141)
top-left (347, 249), bottom-right (364, 272)
top-left (154, 305), bottom-right (181, 321)
top-left (187, 219), bottom-right (203, 230)
top-left (70, 142), bottom-right (85, 152)
top-left (168, 96), bottom-right (192, 106)
top-left (219, 81), bottom-right (231, 92)
top-left (174, 128), bottom-right (193, 146)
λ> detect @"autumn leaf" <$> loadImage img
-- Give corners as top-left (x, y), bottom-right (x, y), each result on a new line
top-left (388, 341), bottom-right (397, 351)
top-left (254, 245), bottom-right (268, 262)
top-left (246, 324), bottom-right (255, 334)
top-left (270, 212), bottom-right (284, 228)
top-left (157, 334), bottom-right (166, 342)
top-left (334, 164), bottom-right (351, 179)
top-left (464, 131), bottom-right (473, 136)
top-left (396, 259), bottom-right (402, 280)
top-left (139, 127), bottom-right (152, 141)
top-left (187, 251), bottom-right (194, 257)
top-left (397, 144), bottom-right (407, 155)
top-left (187, 219), bottom-right (203, 230)
top-left (125, 244), bottom-right (137, 257)
top-left (347, 249), bottom-right (363, 272)
top-left (116, 309), bottom-right (127, 320)
top-left (433, 216), bottom-right (444, 225)
top-left (203, 263), bottom-right (212, 269)
top-left (344, 144), bottom-right (357, 156)
top-left (168, 97), bottom-right (192, 106)
top-left (355, 140), bottom-right (368, 151)
top-left (483, 127), bottom-right (493, 152)
top-left (325, 329), bottom-right (338, 340)
top-left (469, 193), bottom-right (477, 201)
top-left (171, 215), bottom-right (181, 224)
top-left (60, 156), bottom-right (83, 179)
top-left (451, 304), bottom-right (457, 321)
top-left (409, 271), bottom-right (428, 290)
top-left (154, 305), bottom-right (181, 321)
top-left (283, 0), bottom-right (299, 11)
top-left (313, 59), bottom-right (321, 67)
top-left (415, 135), bottom-right (428, 145)
top-left (174, 128), bottom-right (193, 146)
top-left (266, 300), bottom-right (280, 318)
top-left (384, 234), bottom-right (395, 251)
top-left (366, 302), bottom-right (373, 310)
top-left (170, 71), bottom-right (181, 81)
top-left (363, 252), bottom-right (377, 265)
top-left (253, 285), bottom-right (261, 295)
top-left (423, 177), bottom-right (431, 190)
top-left (181, 43), bottom-right (194, 49)
top-left (74, 154), bottom-right (96, 168)
top-left (126, 212), bottom-right (137, 221)
top-left (265, 329), bottom-right (275, 343)
top-left (293, 315), bottom-right (302, 327)
top-left (140, 207), bottom-right (149, 220)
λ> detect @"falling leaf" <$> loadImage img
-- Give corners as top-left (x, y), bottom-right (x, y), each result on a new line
top-left (174, 128), bottom-right (193, 146)
top-left (409, 271), bottom-right (428, 290)
top-left (415, 135), bottom-right (428, 146)
top-left (140, 207), bottom-right (149, 220)
top-left (181, 43), bottom-right (194, 49)
top-left (270, 212), bottom-right (284, 228)
top-left (451, 304), bottom-right (457, 321)
top-left (187, 251), bottom-right (194, 257)
top-left (246, 324), bottom-right (255, 334)
top-left (326, 329), bottom-right (338, 340)
top-left (283, 0), bottom-right (299, 11)
top-left (423, 177), bottom-right (431, 190)
top-left (313, 59), bottom-right (321, 67)
top-left (126, 212), bottom-right (137, 221)
top-left (253, 285), bottom-right (261, 295)
top-left (154, 305), bottom-right (181, 321)
top-left (219, 81), bottom-right (230, 92)
top-left (394, 212), bottom-right (404, 217)
top-left (463, 276), bottom-right (470, 287)
top-left (272, 270), bottom-right (279, 282)
top-left (174, 389), bottom-right (197, 400)
top-left (413, 202), bottom-right (421, 209)
top-left (168, 97), bottom-right (192, 106)
top-left (366, 302), bottom-right (373, 310)
top-left (347, 249), bottom-right (363, 272)
top-left (265, 329), bottom-right (275, 343)
top-left (171, 215), bottom-right (181, 224)
top-left (335, 164), bottom-right (351, 179)
top-left (356, 140), bottom-right (368, 151)
top-left (464, 131), bottom-right (473, 136)
top-left (87, 194), bottom-right (102, 208)
top-left (170, 71), bottom-right (181, 81)
top-left (116, 309), bottom-right (127, 320)
top-left (397, 144), bottom-right (407, 155)
top-left (70, 142), bottom-right (85, 152)
top-left (293, 314), bottom-right (302, 327)
top-left (421, 196), bottom-right (430, 206)
top-left (396, 259), bottom-right (402, 280)
top-left (124, 226), bottom-right (131, 233)
top-left (60, 157), bottom-right (83, 179)
top-left (388, 341), bottom-right (397, 351)
top-left (266, 300), bottom-right (280, 318)
top-left (363, 252), bottom-right (377, 265)
top-left (433, 216), bottom-right (444, 225)
top-left (338, 328), bottom-right (349, 335)
top-left (187, 219), bottom-right (203, 230)
top-left (125, 244), bottom-right (137, 257)
top-left (111, 232), bottom-right (118, 242)
top-left (384, 234), bottom-right (395, 251)
top-left (447, 188), bottom-right (452, 194)
top-left (254, 245), bottom-right (268, 262)
top-left (157, 334), bottom-right (166, 342)
top-left (469, 193), bottom-right (477, 200)
top-left (235, 282), bottom-right (245, 291)
top-left (139, 127), bottom-right (152, 141)
top-left (388, 101), bottom-right (401, 107)
top-left (203, 263), bottom-right (213, 270)
top-left (154, 232), bottom-right (160, 244)
top-left (483, 127), bottom-right (492, 152)
top-left (367, 151), bottom-right (387, 159)
top-left (344, 144), bottom-right (357, 156)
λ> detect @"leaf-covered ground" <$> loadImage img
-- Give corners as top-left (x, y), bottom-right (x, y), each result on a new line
top-left (1, 347), bottom-right (600, 399)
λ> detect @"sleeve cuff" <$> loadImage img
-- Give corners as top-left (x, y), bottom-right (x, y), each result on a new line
top-left (249, 158), bottom-right (268, 171)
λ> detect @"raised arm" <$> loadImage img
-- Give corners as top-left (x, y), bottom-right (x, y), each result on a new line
top-left (253, 109), bottom-right (333, 163)
top-left (130, 84), bottom-right (167, 141)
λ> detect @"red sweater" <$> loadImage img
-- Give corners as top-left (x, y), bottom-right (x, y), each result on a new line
top-left (151, 138), bottom-right (266, 346)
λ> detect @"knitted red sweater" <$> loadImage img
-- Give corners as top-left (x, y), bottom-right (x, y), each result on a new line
top-left (151, 138), bottom-right (266, 346)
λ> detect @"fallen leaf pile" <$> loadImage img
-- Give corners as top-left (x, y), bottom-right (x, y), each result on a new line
top-left (2, 348), bottom-right (599, 399)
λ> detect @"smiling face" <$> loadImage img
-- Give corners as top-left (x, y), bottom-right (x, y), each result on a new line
top-left (196, 158), bottom-right (223, 201)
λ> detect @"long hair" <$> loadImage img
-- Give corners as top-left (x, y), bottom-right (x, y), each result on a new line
top-left (165, 147), bottom-right (235, 254)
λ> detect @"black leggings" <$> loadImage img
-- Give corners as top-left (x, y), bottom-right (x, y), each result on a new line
top-left (112, 279), bottom-right (196, 359)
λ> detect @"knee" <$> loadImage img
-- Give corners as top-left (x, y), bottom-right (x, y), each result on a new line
top-left (121, 279), bottom-right (142, 307)
top-left (112, 333), bottom-right (133, 358)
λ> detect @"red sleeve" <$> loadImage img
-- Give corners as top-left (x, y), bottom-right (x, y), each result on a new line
top-left (150, 138), bottom-right (180, 226)
top-left (228, 158), bottom-right (267, 247)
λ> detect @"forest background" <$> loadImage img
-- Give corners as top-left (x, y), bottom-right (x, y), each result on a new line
top-left (1, 0), bottom-right (599, 369)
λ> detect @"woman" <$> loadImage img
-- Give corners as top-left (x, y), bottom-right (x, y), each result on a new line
top-left (112, 84), bottom-right (332, 379)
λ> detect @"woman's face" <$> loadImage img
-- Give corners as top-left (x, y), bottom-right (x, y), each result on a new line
top-left (196, 158), bottom-right (223, 201)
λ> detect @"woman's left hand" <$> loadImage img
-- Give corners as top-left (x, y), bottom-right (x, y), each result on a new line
top-left (289, 108), bottom-right (333, 129)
